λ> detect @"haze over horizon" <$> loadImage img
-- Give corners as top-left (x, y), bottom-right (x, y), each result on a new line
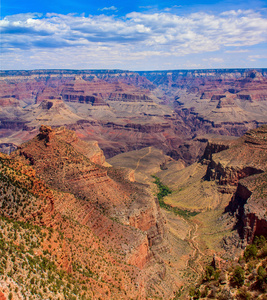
top-left (1, 0), bottom-right (267, 71)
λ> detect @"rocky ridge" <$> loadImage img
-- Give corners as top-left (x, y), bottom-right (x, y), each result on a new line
top-left (0, 125), bottom-right (185, 299)
top-left (202, 126), bottom-right (267, 245)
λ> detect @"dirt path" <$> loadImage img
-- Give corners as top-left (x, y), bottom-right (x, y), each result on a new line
top-left (185, 221), bottom-right (204, 277)
top-left (134, 147), bottom-right (151, 172)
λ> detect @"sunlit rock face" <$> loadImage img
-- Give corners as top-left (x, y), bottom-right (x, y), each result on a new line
top-left (0, 68), bottom-right (266, 165)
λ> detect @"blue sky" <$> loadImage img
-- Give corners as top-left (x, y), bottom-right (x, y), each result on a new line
top-left (1, 0), bottom-right (267, 70)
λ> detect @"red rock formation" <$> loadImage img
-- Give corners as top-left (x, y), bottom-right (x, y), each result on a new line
top-left (0, 126), bottom-right (177, 298)
top-left (1, 69), bottom-right (266, 167)
top-left (0, 97), bottom-right (20, 107)
top-left (202, 140), bottom-right (231, 161)
top-left (203, 126), bottom-right (267, 243)
top-left (228, 172), bottom-right (267, 244)
top-left (0, 293), bottom-right (6, 300)
top-left (61, 76), bottom-right (153, 106)
top-left (11, 126), bottom-right (166, 264)
top-left (205, 126), bottom-right (267, 186)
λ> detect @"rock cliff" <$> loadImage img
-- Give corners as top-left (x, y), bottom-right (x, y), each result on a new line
top-left (3, 126), bottom-right (177, 297)
top-left (206, 126), bottom-right (266, 186)
top-left (205, 126), bottom-right (267, 243)
top-left (0, 125), bottom-right (181, 298)
top-left (0, 68), bottom-right (267, 167)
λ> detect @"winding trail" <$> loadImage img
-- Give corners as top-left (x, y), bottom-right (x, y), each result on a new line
top-left (186, 222), bottom-right (204, 276)
top-left (134, 147), bottom-right (151, 172)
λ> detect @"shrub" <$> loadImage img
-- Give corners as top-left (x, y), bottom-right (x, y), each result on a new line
top-left (260, 245), bottom-right (267, 258)
top-left (257, 265), bottom-right (267, 284)
top-left (214, 270), bottom-right (221, 281)
top-left (254, 235), bottom-right (266, 248)
top-left (232, 266), bottom-right (245, 287)
top-left (218, 287), bottom-right (233, 300)
top-left (244, 244), bottom-right (257, 261)
top-left (189, 286), bottom-right (201, 299)
top-left (237, 287), bottom-right (251, 300)
top-left (205, 265), bottom-right (215, 281)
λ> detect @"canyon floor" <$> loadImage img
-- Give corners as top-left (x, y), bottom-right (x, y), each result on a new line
top-left (108, 146), bottom-right (238, 298)
top-left (108, 124), bottom-right (267, 298)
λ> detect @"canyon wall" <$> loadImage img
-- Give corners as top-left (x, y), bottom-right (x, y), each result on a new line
top-left (203, 126), bottom-right (267, 243)
top-left (0, 68), bottom-right (267, 167)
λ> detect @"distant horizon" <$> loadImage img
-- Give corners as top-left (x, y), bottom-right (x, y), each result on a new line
top-left (1, 0), bottom-right (267, 71)
top-left (1, 67), bottom-right (267, 73)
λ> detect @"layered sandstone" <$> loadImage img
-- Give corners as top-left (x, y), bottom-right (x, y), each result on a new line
top-left (0, 68), bottom-right (266, 167)
top-left (142, 69), bottom-right (267, 135)
top-left (206, 126), bottom-right (267, 186)
top-left (0, 151), bottom-right (147, 299)
top-left (229, 173), bottom-right (267, 244)
top-left (204, 126), bottom-right (267, 243)
top-left (0, 125), bottom-right (182, 298)
top-left (12, 126), bottom-right (166, 265)
top-left (61, 76), bottom-right (153, 105)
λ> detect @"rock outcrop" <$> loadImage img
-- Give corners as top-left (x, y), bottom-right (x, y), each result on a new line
top-left (0, 125), bottom-right (177, 298)
top-left (61, 76), bottom-right (153, 105)
top-left (10, 127), bottom-right (170, 287)
top-left (230, 173), bottom-right (267, 244)
top-left (204, 126), bottom-right (267, 243)
top-left (0, 143), bottom-right (17, 154)
top-left (206, 126), bottom-right (266, 186)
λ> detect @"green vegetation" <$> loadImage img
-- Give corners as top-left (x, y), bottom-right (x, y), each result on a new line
top-left (190, 235), bottom-right (267, 299)
top-left (257, 265), bottom-right (267, 285)
top-left (152, 175), bottom-right (172, 200)
top-left (243, 244), bottom-right (258, 261)
top-left (0, 216), bottom-right (86, 299)
top-left (0, 152), bottom-right (141, 300)
top-left (231, 266), bottom-right (245, 287)
top-left (204, 265), bottom-right (220, 282)
top-left (205, 265), bottom-right (215, 281)
top-left (152, 175), bottom-right (198, 218)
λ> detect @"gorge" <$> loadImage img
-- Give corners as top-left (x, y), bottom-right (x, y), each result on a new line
top-left (0, 68), bottom-right (267, 299)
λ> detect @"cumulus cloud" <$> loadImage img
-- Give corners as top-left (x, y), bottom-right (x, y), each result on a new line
top-left (98, 6), bottom-right (118, 12)
top-left (1, 9), bottom-right (267, 69)
top-left (2, 10), bottom-right (267, 51)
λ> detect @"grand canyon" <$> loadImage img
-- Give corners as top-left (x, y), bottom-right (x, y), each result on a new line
top-left (0, 68), bottom-right (267, 299)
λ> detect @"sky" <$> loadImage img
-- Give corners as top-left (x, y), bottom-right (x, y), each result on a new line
top-left (1, 0), bottom-right (267, 70)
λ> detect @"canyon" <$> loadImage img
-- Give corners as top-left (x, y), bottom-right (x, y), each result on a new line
top-left (0, 69), bottom-right (267, 299)
top-left (107, 124), bottom-right (267, 298)
top-left (0, 68), bottom-right (267, 163)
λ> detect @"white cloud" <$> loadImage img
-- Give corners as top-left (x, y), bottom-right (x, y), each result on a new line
top-left (249, 54), bottom-right (267, 61)
top-left (164, 5), bottom-right (182, 12)
top-left (1, 9), bottom-right (267, 69)
top-left (203, 57), bottom-right (224, 63)
top-left (99, 6), bottom-right (118, 12)
top-left (225, 49), bottom-right (249, 53)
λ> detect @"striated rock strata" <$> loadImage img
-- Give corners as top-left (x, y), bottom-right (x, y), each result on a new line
top-left (2, 125), bottom-right (180, 298)
top-left (1, 68), bottom-right (267, 166)
top-left (205, 126), bottom-right (267, 243)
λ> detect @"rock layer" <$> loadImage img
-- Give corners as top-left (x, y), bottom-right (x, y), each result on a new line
top-left (0, 125), bottom-right (181, 298)
top-left (205, 126), bottom-right (267, 243)
top-left (0, 68), bottom-right (267, 166)
top-left (12, 126), bottom-right (168, 271)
